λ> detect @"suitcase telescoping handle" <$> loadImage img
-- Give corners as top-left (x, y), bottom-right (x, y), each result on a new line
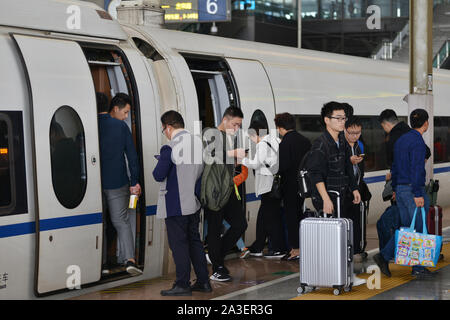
top-left (328, 190), bottom-right (341, 218)
top-left (328, 190), bottom-right (353, 263)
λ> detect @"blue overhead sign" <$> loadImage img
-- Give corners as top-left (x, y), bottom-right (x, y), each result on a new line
top-left (198, 0), bottom-right (228, 22)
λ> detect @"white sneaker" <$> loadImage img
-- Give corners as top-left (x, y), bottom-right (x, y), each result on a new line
top-left (353, 274), bottom-right (366, 287)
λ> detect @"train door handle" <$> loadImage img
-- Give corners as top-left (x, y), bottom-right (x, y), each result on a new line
top-left (91, 155), bottom-right (97, 165)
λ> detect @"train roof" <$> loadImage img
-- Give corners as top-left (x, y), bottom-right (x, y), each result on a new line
top-left (0, 0), bottom-right (128, 41)
top-left (133, 25), bottom-right (450, 82)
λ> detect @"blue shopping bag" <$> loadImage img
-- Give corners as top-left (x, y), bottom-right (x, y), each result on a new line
top-left (394, 207), bottom-right (443, 267)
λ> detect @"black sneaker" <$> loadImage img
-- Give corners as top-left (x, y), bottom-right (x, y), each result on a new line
top-left (161, 284), bottom-right (192, 296)
top-left (191, 281), bottom-right (213, 293)
top-left (125, 260), bottom-right (143, 276)
top-left (264, 251), bottom-right (286, 259)
top-left (373, 253), bottom-right (391, 277)
top-left (210, 267), bottom-right (231, 282)
top-left (411, 268), bottom-right (438, 277)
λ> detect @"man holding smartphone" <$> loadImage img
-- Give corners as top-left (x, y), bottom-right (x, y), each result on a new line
top-left (344, 117), bottom-right (368, 262)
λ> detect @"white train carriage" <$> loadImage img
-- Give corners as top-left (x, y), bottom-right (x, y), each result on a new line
top-left (0, 0), bottom-right (449, 299)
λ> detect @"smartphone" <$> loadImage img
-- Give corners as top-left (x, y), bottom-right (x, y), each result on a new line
top-left (359, 154), bottom-right (365, 158)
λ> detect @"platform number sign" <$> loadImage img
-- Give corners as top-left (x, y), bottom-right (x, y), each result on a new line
top-left (199, 0), bottom-right (228, 22)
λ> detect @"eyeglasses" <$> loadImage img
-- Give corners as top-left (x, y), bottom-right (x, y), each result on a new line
top-left (347, 131), bottom-right (361, 136)
top-left (162, 126), bottom-right (167, 134)
top-left (329, 116), bottom-right (348, 122)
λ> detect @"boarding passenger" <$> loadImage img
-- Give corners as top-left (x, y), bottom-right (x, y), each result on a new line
top-left (98, 93), bottom-right (142, 276)
top-left (343, 116), bottom-right (370, 262)
top-left (202, 107), bottom-right (248, 282)
top-left (374, 109), bottom-right (436, 278)
top-left (308, 102), bottom-right (361, 216)
top-left (275, 113), bottom-right (311, 261)
top-left (307, 102), bottom-right (363, 285)
top-left (238, 120), bottom-right (287, 259)
top-left (378, 109), bottom-right (412, 182)
top-left (153, 111), bottom-right (211, 296)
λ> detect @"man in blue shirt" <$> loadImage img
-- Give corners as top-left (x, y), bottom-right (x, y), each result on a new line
top-left (374, 109), bottom-right (435, 278)
top-left (98, 93), bottom-right (142, 276)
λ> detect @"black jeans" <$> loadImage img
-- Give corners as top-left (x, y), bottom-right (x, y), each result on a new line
top-left (205, 192), bottom-right (247, 273)
top-left (283, 188), bottom-right (305, 250)
top-left (343, 200), bottom-right (364, 254)
top-left (249, 193), bottom-right (286, 253)
top-left (165, 212), bottom-right (209, 288)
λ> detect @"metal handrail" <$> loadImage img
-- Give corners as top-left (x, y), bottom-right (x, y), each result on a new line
top-left (433, 40), bottom-right (450, 69)
top-left (372, 22), bottom-right (409, 60)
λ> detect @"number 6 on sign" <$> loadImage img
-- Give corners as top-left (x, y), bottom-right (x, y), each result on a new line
top-left (207, 0), bottom-right (218, 15)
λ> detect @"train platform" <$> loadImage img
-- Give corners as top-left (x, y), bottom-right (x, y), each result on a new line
top-left (72, 207), bottom-right (450, 301)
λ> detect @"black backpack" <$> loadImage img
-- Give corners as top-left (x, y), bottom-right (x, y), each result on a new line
top-left (297, 150), bottom-right (314, 199)
top-left (297, 135), bottom-right (330, 199)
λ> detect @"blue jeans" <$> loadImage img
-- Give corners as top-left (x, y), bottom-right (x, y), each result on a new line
top-left (380, 185), bottom-right (430, 272)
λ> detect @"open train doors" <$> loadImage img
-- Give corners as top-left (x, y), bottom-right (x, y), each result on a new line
top-left (12, 34), bottom-right (103, 296)
top-left (225, 58), bottom-right (276, 244)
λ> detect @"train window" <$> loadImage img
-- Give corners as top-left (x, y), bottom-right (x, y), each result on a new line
top-left (434, 117), bottom-right (450, 164)
top-left (0, 117), bottom-right (12, 208)
top-left (49, 106), bottom-right (87, 209)
top-left (0, 111), bottom-right (27, 216)
top-left (132, 37), bottom-right (164, 61)
top-left (250, 109), bottom-right (269, 131)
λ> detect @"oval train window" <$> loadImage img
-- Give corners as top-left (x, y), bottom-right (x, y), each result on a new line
top-left (249, 109), bottom-right (269, 132)
top-left (49, 106), bottom-right (87, 209)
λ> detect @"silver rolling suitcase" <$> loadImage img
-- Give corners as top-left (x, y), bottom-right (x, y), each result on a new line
top-left (298, 191), bottom-right (354, 296)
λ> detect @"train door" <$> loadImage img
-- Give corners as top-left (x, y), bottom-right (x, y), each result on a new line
top-left (179, 54), bottom-right (244, 249)
top-left (224, 59), bottom-right (276, 245)
top-left (81, 45), bottom-right (148, 276)
top-left (11, 35), bottom-right (103, 295)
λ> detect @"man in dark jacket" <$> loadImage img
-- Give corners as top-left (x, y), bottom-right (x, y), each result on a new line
top-left (275, 113), bottom-right (311, 261)
top-left (308, 102), bottom-right (361, 215)
top-left (378, 109), bottom-right (411, 178)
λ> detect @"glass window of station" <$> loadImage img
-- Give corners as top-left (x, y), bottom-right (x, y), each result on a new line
top-left (233, 0), bottom-right (446, 21)
top-left (294, 115), bottom-right (450, 173)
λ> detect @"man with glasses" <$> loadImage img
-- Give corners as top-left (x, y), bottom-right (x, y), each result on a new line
top-left (309, 102), bottom-right (361, 217)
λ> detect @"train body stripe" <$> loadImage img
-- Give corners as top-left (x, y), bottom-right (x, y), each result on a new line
top-left (1, 166), bottom-right (449, 238)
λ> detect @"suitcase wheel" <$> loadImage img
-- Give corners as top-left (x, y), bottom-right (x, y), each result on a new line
top-left (297, 286), bottom-right (305, 294)
top-left (333, 288), bottom-right (343, 296)
top-left (344, 285), bottom-right (352, 293)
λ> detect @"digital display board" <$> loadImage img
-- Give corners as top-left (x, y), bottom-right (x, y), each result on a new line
top-left (162, 0), bottom-right (231, 23)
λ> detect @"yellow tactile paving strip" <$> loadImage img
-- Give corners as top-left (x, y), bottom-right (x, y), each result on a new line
top-left (292, 243), bottom-right (450, 300)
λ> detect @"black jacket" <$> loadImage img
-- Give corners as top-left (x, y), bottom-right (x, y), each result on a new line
top-left (308, 130), bottom-right (358, 198)
top-left (277, 130), bottom-right (312, 193)
top-left (386, 121), bottom-right (411, 169)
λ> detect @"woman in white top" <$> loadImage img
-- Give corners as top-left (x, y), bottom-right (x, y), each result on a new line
top-left (237, 121), bottom-right (287, 259)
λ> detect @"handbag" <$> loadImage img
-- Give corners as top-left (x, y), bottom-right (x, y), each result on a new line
top-left (268, 174), bottom-right (282, 199)
top-left (394, 207), bottom-right (443, 268)
top-left (262, 141), bottom-right (282, 199)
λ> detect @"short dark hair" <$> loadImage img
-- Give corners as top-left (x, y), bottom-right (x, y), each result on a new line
top-left (109, 92), bottom-right (132, 113)
top-left (161, 110), bottom-right (185, 129)
top-left (342, 103), bottom-right (354, 118)
top-left (345, 116), bottom-right (362, 129)
top-left (321, 101), bottom-right (345, 123)
top-left (249, 120), bottom-right (268, 137)
top-left (274, 113), bottom-right (296, 131)
top-left (378, 109), bottom-right (398, 124)
top-left (222, 107), bottom-right (244, 119)
top-left (96, 92), bottom-right (109, 114)
top-left (410, 108), bottom-right (429, 129)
